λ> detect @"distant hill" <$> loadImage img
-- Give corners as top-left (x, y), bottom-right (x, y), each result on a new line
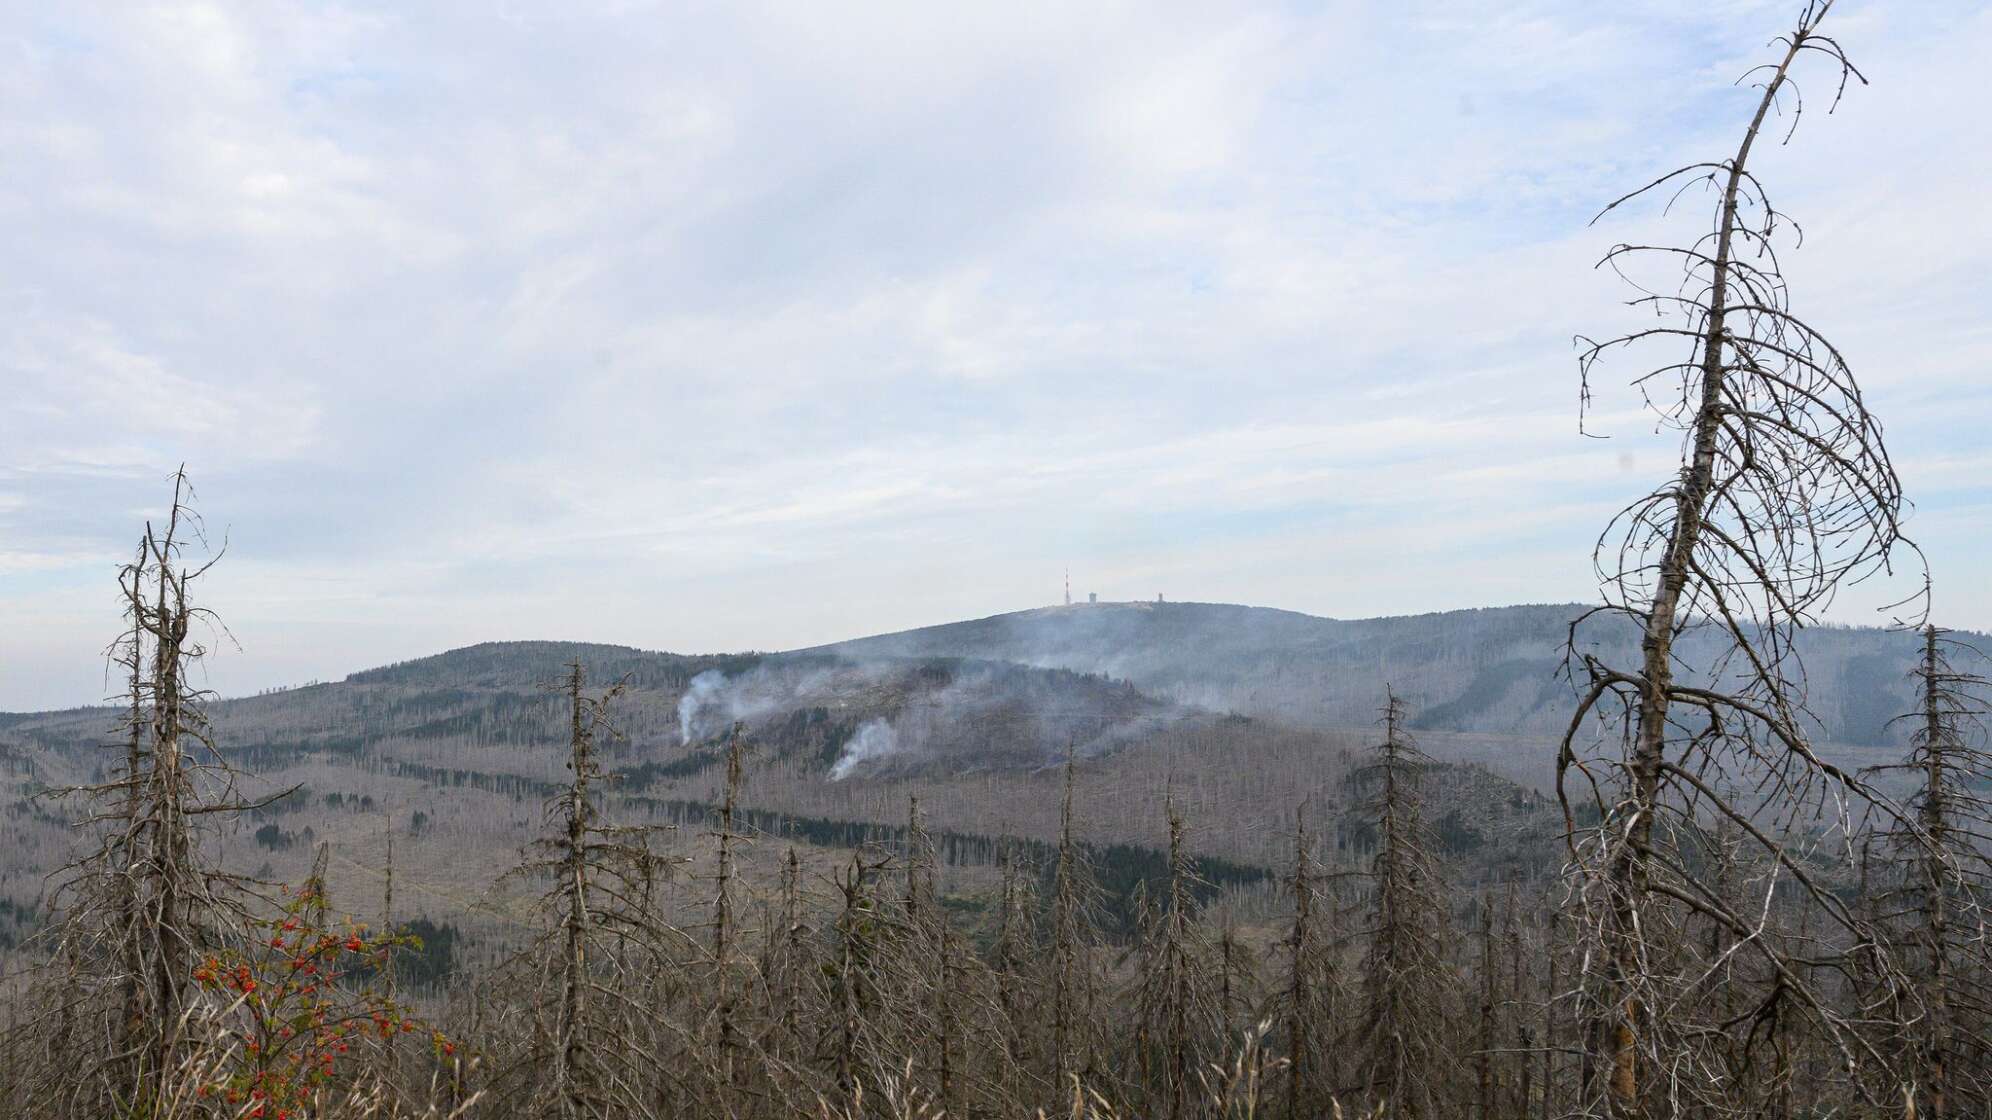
top-left (0, 640), bottom-right (1198, 791)
top-left (6, 601), bottom-right (1938, 962)
top-left (3, 605), bottom-right (1953, 792)
top-left (812, 600), bottom-right (1953, 749)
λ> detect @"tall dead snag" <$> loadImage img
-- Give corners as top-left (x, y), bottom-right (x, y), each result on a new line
top-left (705, 721), bottom-right (748, 1102)
top-left (1124, 794), bottom-right (1223, 1120)
top-left (1476, 891), bottom-right (1496, 1120)
top-left (825, 845), bottom-right (898, 1108)
top-left (1353, 691), bottom-right (1458, 1120)
top-left (761, 845), bottom-right (813, 1075)
top-left (1046, 752), bottom-right (1106, 1106)
top-left (896, 795), bottom-right (1016, 1119)
top-left (1502, 880), bottom-right (1538, 1120)
top-left (495, 662), bottom-right (679, 1119)
top-left (889, 797), bottom-right (949, 1113)
top-left (26, 470), bottom-right (279, 1116)
top-left (1562, 3), bottom-right (1922, 1115)
top-left (992, 842), bottom-right (1039, 1071)
top-left (1213, 908), bottom-right (1259, 1055)
top-left (1275, 807), bottom-right (1342, 1120)
top-left (1867, 626), bottom-right (1992, 1119)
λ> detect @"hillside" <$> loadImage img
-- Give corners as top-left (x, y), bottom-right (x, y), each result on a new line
top-left (0, 627), bottom-right (1560, 964)
top-left (2, 601), bottom-right (1942, 968)
top-left (814, 600), bottom-right (1952, 750)
top-left (1, 641), bottom-right (1200, 791)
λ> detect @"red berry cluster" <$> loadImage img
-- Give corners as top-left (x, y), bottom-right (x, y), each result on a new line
top-left (188, 884), bottom-right (456, 1118)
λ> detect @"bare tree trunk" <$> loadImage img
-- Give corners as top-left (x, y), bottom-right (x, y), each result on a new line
top-left (1479, 892), bottom-right (1495, 1120)
top-left (711, 722), bottom-right (746, 1092)
top-left (1563, 6), bottom-right (1919, 1115)
top-left (1049, 752), bottom-right (1100, 1100)
top-left (1358, 690), bottom-right (1458, 1120)
top-left (1919, 626), bottom-right (1951, 1120)
top-left (554, 662), bottom-right (594, 1118)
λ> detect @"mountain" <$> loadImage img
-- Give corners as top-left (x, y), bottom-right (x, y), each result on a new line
top-left (812, 600), bottom-right (1950, 750)
top-left (0, 640), bottom-right (1198, 793)
top-left (0, 602), bottom-right (1947, 964)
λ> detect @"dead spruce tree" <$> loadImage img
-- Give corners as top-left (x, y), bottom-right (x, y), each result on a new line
top-left (1354, 691), bottom-right (1458, 1120)
top-left (893, 795), bottom-right (1026, 1120)
top-left (493, 663), bottom-right (680, 1120)
top-left (888, 796), bottom-right (955, 1115)
top-left (991, 842), bottom-right (1039, 1074)
top-left (702, 722), bottom-right (749, 1108)
top-left (1475, 891), bottom-right (1495, 1120)
top-left (1274, 806), bottom-right (1343, 1120)
top-left (1122, 794), bottom-right (1223, 1120)
top-left (822, 845), bottom-right (900, 1109)
top-left (1562, 4), bottom-right (1924, 1115)
top-left (1866, 626), bottom-right (1992, 1119)
top-left (20, 470), bottom-right (286, 1116)
top-left (1500, 880), bottom-right (1538, 1120)
top-left (756, 845), bottom-right (815, 1089)
top-left (1045, 752), bottom-right (1108, 1107)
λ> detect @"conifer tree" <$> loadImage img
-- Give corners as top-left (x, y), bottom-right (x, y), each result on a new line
top-left (1275, 807), bottom-right (1341, 1120)
top-left (1123, 795), bottom-right (1222, 1120)
top-left (492, 663), bottom-right (680, 1119)
top-left (1866, 626), bottom-right (1992, 1118)
top-left (1046, 752), bottom-right (1106, 1105)
top-left (1355, 690), bottom-right (1458, 1120)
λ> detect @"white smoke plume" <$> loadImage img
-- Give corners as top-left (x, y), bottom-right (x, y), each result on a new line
top-left (677, 669), bottom-right (727, 745)
top-left (677, 663), bottom-right (846, 745)
top-left (829, 718), bottom-right (899, 781)
top-left (672, 654), bottom-right (1177, 773)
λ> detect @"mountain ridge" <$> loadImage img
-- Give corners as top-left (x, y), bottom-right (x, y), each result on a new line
top-left (809, 599), bottom-right (1958, 747)
top-left (5, 601), bottom-right (1959, 754)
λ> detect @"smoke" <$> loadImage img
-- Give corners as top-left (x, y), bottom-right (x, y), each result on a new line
top-left (676, 662), bottom-right (848, 745)
top-left (828, 718), bottom-right (899, 780)
top-left (672, 653), bottom-right (1183, 775)
top-left (677, 669), bottom-right (727, 745)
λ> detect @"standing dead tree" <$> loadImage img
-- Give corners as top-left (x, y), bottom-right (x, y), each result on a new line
top-left (1045, 752), bottom-right (1108, 1108)
top-left (822, 844), bottom-right (900, 1110)
top-left (1353, 690), bottom-right (1458, 1120)
top-left (882, 796), bottom-right (955, 1116)
top-left (492, 663), bottom-right (682, 1120)
top-left (1865, 626), bottom-right (1992, 1119)
top-left (16, 470), bottom-right (288, 1117)
top-left (992, 842), bottom-right (1038, 1075)
top-left (1122, 794), bottom-right (1223, 1120)
top-left (758, 845), bottom-right (814, 1083)
top-left (1561, 3), bottom-right (1925, 1115)
top-left (1274, 806), bottom-right (1342, 1120)
top-left (703, 721), bottom-right (750, 1110)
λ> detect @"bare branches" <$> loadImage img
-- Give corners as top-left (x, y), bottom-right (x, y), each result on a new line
top-left (1562, 5), bottom-right (1924, 1116)
top-left (489, 662), bottom-right (685, 1120)
top-left (18, 469), bottom-right (270, 1115)
top-left (1121, 794), bottom-right (1223, 1120)
top-left (1864, 627), bottom-right (1992, 1118)
top-left (1353, 691), bottom-right (1460, 1120)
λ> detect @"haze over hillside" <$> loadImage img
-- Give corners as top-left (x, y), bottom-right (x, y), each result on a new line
top-left (815, 600), bottom-right (1951, 749)
top-left (4, 602), bottom-right (1953, 768)
top-left (0, 597), bottom-right (1945, 969)
top-left (0, 598), bottom-right (1947, 921)
top-left (0, 608), bottom-right (1577, 966)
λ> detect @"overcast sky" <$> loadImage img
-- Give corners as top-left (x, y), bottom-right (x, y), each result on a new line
top-left (3, 1), bottom-right (1988, 711)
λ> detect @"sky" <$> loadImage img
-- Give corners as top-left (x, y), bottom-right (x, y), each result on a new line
top-left (2, 0), bottom-right (1989, 711)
